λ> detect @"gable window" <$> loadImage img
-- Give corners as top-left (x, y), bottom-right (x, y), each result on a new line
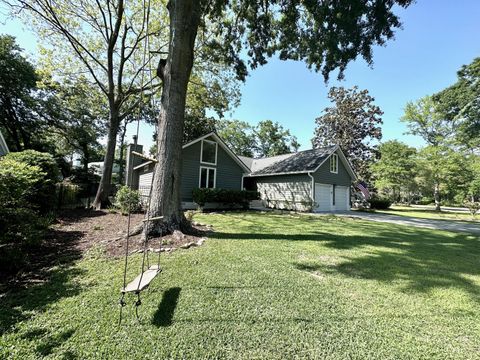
top-left (199, 167), bottom-right (216, 188)
top-left (201, 139), bottom-right (217, 165)
top-left (330, 154), bottom-right (338, 174)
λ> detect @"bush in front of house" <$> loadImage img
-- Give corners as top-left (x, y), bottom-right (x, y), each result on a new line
top-left (114, 185), bottom-right (142, 214)
top-left (0, 158), bottom-right (52, 272)
top-left (4, 150), bottom-right (60, 212)
top-left (192, 188), bottom-right (260, 210)
top-left (369, 195), bottom-right (392, 209)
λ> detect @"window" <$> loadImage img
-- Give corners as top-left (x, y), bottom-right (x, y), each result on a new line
top-left (199, 167), bottom-right (216, 188)
top-left (330, 154), bottom-right (338, 173)
top-left (201, 139), bottom-right (217, 165)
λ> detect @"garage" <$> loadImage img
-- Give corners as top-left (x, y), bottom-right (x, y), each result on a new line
top-left (315, 183), bottom-right (350, 212)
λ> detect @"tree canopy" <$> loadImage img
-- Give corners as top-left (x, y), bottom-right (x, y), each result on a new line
top-left (312, 86), bottom-right (383, 181)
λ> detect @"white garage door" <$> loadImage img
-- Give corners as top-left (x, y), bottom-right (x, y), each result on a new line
top-left (315, 183), bottom-right (332, 211)
top-left (314, 183), bottom-right (350, 212)
top-left (334, 186), bottom-right (350, 211)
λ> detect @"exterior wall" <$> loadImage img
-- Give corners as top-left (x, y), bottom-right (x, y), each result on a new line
top-left (180, 136), bottom-right (245, 201)
top-left (254, 174), bottom-right (313, 211)
top-left (132, 136), bottom-right (247, 203)
top-left (312, 151), bottom-right (352, 186)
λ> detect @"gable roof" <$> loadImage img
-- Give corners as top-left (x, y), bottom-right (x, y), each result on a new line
top-left (0, 129), bottom-right (9, 156)
top-left (243, 145), bottom-right (357, 180)
top-left (182, 132), bottom-right (251, 173)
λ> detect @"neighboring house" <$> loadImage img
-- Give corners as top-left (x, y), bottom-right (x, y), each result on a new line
top-left (87, 161), bottom-right (120, 177)
top-left (127, 132), bottom-right (357, 212)
top-left (0, 129), bottom-right (9, 156)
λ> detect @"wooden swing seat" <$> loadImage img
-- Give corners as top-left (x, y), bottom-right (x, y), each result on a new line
top-left (121, 265), bottom-right (161, 294)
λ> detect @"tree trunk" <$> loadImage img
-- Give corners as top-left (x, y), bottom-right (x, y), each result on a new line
top-left (92, 111), bottom-right (120, 209)
top-left (434, 182), bottom-right (441, 211)
top-left (117, 122), bottom-right (127, 185)
top-left (147, 0), bottom-right (201, 234)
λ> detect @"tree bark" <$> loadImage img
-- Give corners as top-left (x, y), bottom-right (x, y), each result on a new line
top-left (92, 110), bottom-right (120, 209)
top-left (117, 121), bottom-right (127, 185)
top-left (147, 0), bottom-right (201, 234)
top-left (434, 182), bottom-right (441, 211)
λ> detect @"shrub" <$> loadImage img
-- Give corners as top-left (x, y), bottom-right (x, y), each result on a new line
top-left (192, 188), bottom-right (260, 210)
top-left (0, 158), bottom-right (51, 272)
top-left (4, 150), bottom-right (60, 212)
top-left (369, 196), bottom-right (392, 210)
top-left (114, 186), bottom-right (141, 214)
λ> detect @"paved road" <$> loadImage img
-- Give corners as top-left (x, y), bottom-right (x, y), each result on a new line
top-left (324, 211), bottom-right (480, 235)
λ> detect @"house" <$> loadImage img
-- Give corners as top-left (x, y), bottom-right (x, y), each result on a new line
top-left (0, 129), bottom-right (9, 156)
top-left (126, 132), bottom-right (357, 212)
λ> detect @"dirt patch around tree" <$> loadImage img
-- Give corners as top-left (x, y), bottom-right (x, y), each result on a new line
top-left (0, 209), bottom-right (210, 290)
top-left (54, 209), bottom-right (211, 257)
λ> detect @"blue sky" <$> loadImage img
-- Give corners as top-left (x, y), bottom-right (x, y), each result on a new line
top-left (1, 0), bottom-right (479, 151)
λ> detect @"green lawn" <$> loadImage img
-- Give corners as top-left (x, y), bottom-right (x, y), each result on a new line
top-left (366, 205), bottom-right (478, 223)
top-left (1, 212), bottom-right (480, 359)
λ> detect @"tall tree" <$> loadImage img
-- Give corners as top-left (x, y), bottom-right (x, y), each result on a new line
top-left (44, 77), bottom-right (107, 177)
top-left (416, 146), bottom-right (469, 211)
top-left (6, 0), bottom-right (170, 208)
top-left (312, 86), bottom-right (383, 181)
top-left (371, 140), bottom-right (417, 203)
top-left (254, 120), bottom-right (299, 157)
top-left (146, 0), bottom-right (413, 233)
top-left (401, 96), bottom-right (454, 147)
top-left (216, 119), bottom-right (256, 157)
top-left (434, 57), bottom-right (480, 150)
top-left (0, 35), bottom-right (39, 151)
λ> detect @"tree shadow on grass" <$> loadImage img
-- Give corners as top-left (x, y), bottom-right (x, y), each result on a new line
top-left (0, 228), bottom-right (86, 336)
top-left (212, 219), bottom-right (480, 301)
top-left (152, 287), bottom-right (182, 327)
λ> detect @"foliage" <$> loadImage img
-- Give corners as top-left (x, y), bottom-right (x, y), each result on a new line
top-left (4, 150), bottom-right (60, 212)
top-left (434, 57), bottom-right (480, 150)
top-left (0, 158), bottom-right (50, 272)
top-left (463, 200), bottom-right (480, 219)
top-left (368, 196), bottom-right (392, 210)
top-left (313, 86), bottom-right (383, 181)
top-left (114, 186), bottom-right (141, 215)
top-left (216, 119), bottom-right (300, 158)
top-left (0, 34), bottom-right (46, 152)
top-left (192, 188), bottom-right (259, 210)
top-left (254, 120), bottom-right (300, 157)
top-left (371, 140), bottom-right (418, 203)
top-left (401, 96), bottom-right (454, 147)
top-left (216, 119), bottom-right (256, 157)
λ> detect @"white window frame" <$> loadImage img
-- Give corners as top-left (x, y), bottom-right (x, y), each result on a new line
top-left (199, 166), bottom-right (216, 189)
top-left (200, 139), bottom-right (218, 165)
top-left (330, 154), bottom-right (338, 174)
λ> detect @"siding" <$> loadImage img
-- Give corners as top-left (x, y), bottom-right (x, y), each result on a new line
top-left (180, 136), bottom-right (246, 201)
top-left (254, 174), bottom-right (312, 211)
top-left (312, 150), bottom-right (352, 186)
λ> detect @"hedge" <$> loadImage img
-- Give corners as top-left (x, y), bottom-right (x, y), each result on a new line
top-left (0, 157), bottom-right (52, 272)
top-left (369, 196), bottom-right (392, 210)
top-left (4, 150), bottom-right (60, 212)
top-left (192, 188), bottom-right (260, 210)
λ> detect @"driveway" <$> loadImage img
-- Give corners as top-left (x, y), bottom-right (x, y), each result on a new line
top-left (321, 211), bottom-right (480, 235)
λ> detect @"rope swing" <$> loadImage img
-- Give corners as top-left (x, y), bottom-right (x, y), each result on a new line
top-left (118, 0), bottom-right (162, 324)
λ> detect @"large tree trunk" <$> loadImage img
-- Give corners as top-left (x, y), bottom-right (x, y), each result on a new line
top-left (434, 182), bottom-right (441, 211)
top-left (147, 0), bottom-right (201, 234)
top-left (92, 111), bottom-right (120, 209)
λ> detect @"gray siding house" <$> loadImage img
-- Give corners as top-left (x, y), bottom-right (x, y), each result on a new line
top-left (127, 132), bottom-right (357, 212)
top-left (0, 129), bottom-right (9, 156)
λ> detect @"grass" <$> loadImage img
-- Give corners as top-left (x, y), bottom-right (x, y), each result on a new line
top-left (367, 205), bottom-right (478, 223)
top-left (1, 212), bottom-right (480, 359)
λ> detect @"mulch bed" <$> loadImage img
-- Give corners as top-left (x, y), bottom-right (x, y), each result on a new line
top-left (54, 209), bottom-right (211, 257)
top-left (0, 209), bottom-right (210, 290)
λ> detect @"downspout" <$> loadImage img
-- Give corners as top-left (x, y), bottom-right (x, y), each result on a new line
top-left (308, 172), bottom-right (315, 212)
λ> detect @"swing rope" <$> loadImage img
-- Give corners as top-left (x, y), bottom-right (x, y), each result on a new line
top-left (119, 0), bottom-right (160, 324)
